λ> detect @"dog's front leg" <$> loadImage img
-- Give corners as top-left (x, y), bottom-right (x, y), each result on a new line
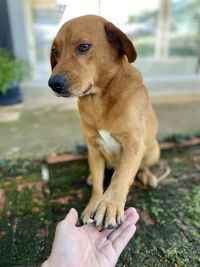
top-left (94, 138), bottom-right (144, 228)
top-left (82, 144), bottom-right (105, 224)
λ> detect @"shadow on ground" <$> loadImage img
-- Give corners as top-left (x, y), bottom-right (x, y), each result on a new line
top-left (0, 145), bottom-right (200, 267)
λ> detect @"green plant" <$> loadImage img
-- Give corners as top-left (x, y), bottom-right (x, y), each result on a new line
top-left (0, 50), bottom-right (30, 94)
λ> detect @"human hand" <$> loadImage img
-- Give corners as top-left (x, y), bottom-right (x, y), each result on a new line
top-left (42, 207), bottom-right (139, 267)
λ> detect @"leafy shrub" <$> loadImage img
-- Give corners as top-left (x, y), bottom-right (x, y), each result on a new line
top-left (0, 50), bottom-right (30, 93)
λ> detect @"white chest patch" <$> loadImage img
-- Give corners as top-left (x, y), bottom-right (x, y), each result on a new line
top-left (97, 130), bottom-right (122, 168)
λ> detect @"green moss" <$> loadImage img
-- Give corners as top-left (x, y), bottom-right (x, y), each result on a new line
top-left (188, 186), bottom-right (200, 228)
top-left (166, 247), bottom-right (189, 266)
top-left (0, 145), bottom-right (200, 266)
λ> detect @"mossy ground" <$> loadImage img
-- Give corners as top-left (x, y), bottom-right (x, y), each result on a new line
top-left (0, 145), bottom-right (200, 267)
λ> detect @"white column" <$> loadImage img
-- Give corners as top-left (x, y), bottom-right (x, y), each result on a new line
top-left (7, 0), bottom-right (35, 64)
top-left (155, 0), bottom-right (171, 59)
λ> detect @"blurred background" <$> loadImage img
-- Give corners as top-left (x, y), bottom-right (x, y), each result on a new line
top-left (0, 0), bottom-right (200, 158)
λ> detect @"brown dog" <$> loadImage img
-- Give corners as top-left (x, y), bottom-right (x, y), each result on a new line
top-left (48, 15), bottom-right (160, 228)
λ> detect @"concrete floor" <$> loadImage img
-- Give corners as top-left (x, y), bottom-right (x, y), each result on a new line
top-left (0, 97), bottom-right (200, 158)
top-left (155, 100), bottom-right (200, 137)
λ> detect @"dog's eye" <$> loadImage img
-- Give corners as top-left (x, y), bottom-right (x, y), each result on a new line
top-left (78, 44), bottom-right (91, 53)
top-left (52, 48), bottom-right (59, 58)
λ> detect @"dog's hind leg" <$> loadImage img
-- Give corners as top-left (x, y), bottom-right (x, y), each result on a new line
top-left (138, 167), bottom-right (158, 188)
top-left (138, 140), bottom-right (160, 188)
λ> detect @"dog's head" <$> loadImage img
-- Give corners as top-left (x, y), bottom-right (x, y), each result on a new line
top-left (48, 15), bottom-right (137, 97)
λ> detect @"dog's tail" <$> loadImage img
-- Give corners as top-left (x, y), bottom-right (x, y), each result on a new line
top-left (157, 166), bottom-right (171, 183)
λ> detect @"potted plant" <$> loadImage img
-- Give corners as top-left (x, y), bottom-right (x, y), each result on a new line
top-left (0, 50), bottom-right (30, 105)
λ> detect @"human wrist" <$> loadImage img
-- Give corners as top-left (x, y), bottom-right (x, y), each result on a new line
top-left (41, 258), bottom-right (56, 267)
top-left (42, 257), bottom-right (71, 267)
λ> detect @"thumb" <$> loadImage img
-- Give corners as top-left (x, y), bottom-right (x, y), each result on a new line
top-left (64, 208), bottom-right (78, 226)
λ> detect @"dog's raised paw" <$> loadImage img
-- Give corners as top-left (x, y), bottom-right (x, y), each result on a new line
top-left (92, 194), bottom-right (125, 229)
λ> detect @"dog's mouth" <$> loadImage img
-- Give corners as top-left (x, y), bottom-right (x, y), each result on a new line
top-left (78, 84), bottom-right (92, 97)
top-left (55, 84), bottom-right (92, 98)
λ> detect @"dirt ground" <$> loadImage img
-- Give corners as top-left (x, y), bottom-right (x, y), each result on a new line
top-left (0, 144), bottom-right (200, 266)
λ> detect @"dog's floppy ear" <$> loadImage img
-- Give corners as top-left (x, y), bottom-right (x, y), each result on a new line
top-left (50, 47), bottom-right (57, 70)
top-left (104, 22), bottom-right (137, 63)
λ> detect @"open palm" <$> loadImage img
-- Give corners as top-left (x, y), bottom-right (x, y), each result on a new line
top-left (43, 208), bottom-right (139, 267)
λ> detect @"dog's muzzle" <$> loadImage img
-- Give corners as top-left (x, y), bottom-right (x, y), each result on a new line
top-left (48, 75), bottom-right (70, 96)
top-left (48, 75), bottom-right (92, 97)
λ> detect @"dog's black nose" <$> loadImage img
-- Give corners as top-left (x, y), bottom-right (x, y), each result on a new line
top-left (48, 75), bottom-right (67, 94)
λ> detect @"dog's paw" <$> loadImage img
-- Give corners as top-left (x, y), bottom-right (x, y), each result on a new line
top-left (92, 192), bottom-right (125, 229)
top-left (138, 170), bottom-right (158, 188)
top-left (81, 198), bottom-right (100, 225)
